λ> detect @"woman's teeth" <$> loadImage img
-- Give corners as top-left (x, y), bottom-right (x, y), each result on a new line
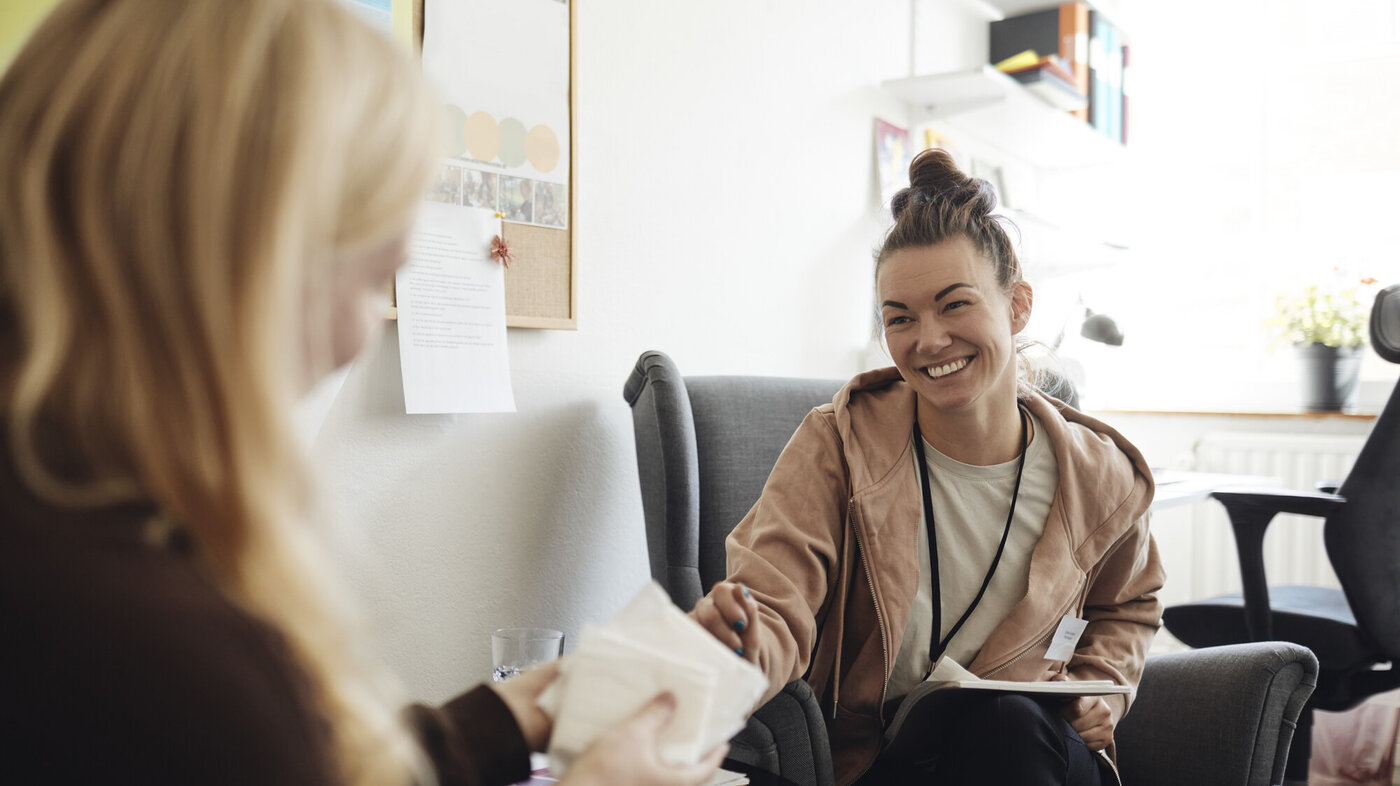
top-left (926, 358), bottom-right (969, 379)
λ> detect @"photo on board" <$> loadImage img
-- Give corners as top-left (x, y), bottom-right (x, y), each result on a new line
top-left (463, 168), bottom-right (499, 211)
top-left (534, 181), bottom-right (566, 228)
top-left (500, 175), bottom-right (533, 223)
top-left (428, 163), bottom-right (464, 205)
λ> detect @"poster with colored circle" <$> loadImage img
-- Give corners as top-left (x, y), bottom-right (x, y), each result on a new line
top-left (422, 0), bottom-right (569, 228)
top-left (459, 112), bottom-right (562, 180)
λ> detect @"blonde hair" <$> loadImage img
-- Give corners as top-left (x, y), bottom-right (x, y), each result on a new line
top-left (0, 0), bottom-right (442, 782)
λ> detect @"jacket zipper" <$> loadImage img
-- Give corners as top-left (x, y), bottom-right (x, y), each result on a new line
top-left (845, 497), bottom-right (891, 724)
top-left (982, 573), bottom-right (1087, 679)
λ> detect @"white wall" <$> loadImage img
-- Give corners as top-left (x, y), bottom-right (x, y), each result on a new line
top-left (312, 0), bottom-right (913, 703)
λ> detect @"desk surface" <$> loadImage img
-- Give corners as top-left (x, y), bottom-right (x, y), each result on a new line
top-left (1150, 470), bottom-right (1281, 510)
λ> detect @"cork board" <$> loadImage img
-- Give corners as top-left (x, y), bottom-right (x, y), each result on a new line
top-left (405, 0), bottom-right (578, 330)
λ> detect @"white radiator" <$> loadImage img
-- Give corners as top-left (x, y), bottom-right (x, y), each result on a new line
top-left (1185, 432), bottom-right (1367, 601)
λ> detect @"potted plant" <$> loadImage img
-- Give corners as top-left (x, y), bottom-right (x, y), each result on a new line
top-left (1269, 275), bottom-right (1379, 411)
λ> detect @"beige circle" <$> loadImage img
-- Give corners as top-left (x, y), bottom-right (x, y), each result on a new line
top-left (463, 111), bottom-right (501, 163)
top-left (525, 124), bottom-right (560, 173)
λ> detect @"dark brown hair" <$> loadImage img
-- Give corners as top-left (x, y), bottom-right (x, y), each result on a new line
top-left (876, 148), bottom-right (1021, 291)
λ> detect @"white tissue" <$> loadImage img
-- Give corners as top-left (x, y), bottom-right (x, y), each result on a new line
top-left (540, 581), bottom-right (768, 777)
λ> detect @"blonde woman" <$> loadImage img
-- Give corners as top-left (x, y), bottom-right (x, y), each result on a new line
top-left (0, 1), bottom-right (723, 784)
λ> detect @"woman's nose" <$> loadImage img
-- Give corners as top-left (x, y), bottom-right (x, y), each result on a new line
top-left (915, 318), bottom-right (951, 354)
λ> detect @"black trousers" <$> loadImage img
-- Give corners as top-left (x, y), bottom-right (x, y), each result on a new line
top-left (855, 694), bottom-right (1106, 786)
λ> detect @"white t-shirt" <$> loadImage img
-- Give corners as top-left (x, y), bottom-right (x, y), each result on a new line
top-left (886, 411), bottom-right (1059, 701)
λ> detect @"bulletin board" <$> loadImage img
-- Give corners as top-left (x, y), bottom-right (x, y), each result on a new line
top-left (408, 0), bottom-right (578, 330)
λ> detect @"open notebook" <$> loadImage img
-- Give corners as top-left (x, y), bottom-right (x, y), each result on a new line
top-left (883, 657), bottom-right (1129, 762)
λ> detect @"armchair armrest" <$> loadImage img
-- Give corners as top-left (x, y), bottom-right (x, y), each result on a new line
top-left (1207, 488), bottom-right (1346, 640)
top-left (728, 680), bottom-right (833, 786)
top-left (1116, 642), bottom-right (1318, 786)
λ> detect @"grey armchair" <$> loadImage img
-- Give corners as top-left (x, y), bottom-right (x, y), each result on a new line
top-left (624, 350), bottom-right (1317, 786)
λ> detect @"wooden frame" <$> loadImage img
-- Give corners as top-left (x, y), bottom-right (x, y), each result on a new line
top-left (405, 0), bottom-right (578, 330)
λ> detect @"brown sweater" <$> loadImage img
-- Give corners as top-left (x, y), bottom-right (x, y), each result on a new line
top-left (0, 459), bottom-right (530, 786)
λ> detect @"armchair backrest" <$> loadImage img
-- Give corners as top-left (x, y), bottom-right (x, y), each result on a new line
top-left (1327, 283), bottom-right (1400, 657)
top-left (624, 351), bottom-right (842, 610)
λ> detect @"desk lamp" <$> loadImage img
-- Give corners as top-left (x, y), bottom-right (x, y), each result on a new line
top-left (1053, 298), bottom-right (1125, 350)
top-left (1050, 298), bottom-right (1124, 408)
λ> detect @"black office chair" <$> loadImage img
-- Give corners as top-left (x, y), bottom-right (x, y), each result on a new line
top-left (626, 349), bottom-right (1318, 786)
top-left (1163, 283), bottom-right (1400, 784)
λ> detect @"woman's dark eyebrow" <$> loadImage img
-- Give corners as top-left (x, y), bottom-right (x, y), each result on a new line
top-left (883, 283), bottom-right (973, 310)
top-left (935, 283), bottom-right (973, 301)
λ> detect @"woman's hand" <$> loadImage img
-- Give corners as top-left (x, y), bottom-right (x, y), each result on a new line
top-left (1061, 695), bottom-right (1113, 751)
top-left (689, 581), bottom-right (760, 663)
top-left (1051, 673), bottom-right (1114, 751)
top-left (490, 660), bottom-right (559, 751)
top-left (562, 693), bottom-right (729, 786)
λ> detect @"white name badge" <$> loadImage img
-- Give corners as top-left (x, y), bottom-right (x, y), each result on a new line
top-left (1045, 616), bottom-right (1088, 662)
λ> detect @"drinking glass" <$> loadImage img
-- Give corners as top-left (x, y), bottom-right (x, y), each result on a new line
top-left (491, 627), bottom-right (565, 682)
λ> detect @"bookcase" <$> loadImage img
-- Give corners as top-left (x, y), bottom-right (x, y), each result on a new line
top-left (884, 0), bottom-right (1128, 166)
top-left (880, 0), bottom-right (1133, 274)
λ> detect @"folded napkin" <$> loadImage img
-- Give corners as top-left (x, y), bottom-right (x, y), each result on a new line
top-left (538, 581), bottom-right (768, 776)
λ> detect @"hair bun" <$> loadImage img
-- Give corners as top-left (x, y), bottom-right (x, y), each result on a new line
top-left (889, 148), bottom-right (997, 221)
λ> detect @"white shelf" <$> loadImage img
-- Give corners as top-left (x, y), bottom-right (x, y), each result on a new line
top-left (881, 65), bottom-right (1122, 169)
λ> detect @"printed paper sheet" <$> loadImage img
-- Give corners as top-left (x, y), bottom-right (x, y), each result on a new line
top-left (395, 202), bottom-right (515, 414)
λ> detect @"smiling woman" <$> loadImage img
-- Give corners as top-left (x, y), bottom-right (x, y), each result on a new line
top-left (690, 148), bottom-right (1165, 786)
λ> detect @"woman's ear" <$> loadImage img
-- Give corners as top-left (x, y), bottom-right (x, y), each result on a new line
top-left (1010, 281), bottom-right (1033, 334)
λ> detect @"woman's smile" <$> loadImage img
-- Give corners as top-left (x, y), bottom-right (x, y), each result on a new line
top-left (925, 356), bottom-right (972, 380)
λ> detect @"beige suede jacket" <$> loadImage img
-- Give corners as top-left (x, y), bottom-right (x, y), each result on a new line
top-left (724, 367), bottom-right (1166, 785)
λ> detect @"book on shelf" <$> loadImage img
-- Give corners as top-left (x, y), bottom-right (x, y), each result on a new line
top-left (1106, 22), bottom-right (1122, 143)
top-left (1059, 2), bottom-right (1091, 121)
top-left (882, 657), bottom-right (1130, 763)
top-left (992, 48), bottom-right (1043, 72)
top-left (1120, 43), bottom-right (1131, 145)
top-left (1086, 10), bottom-right (1128, 143)
top-left (1088, 10), bottom-right (1107, 135)
top-left (995, 50), bottom-right (1078, 86)
top-left (1007, 66), bottom-right (1089, 112)
top-left (988, 3), bottom-right (1093, 120)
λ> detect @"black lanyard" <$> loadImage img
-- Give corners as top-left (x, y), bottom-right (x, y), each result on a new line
top-left (913, 405), bottom-right (1029, 671)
